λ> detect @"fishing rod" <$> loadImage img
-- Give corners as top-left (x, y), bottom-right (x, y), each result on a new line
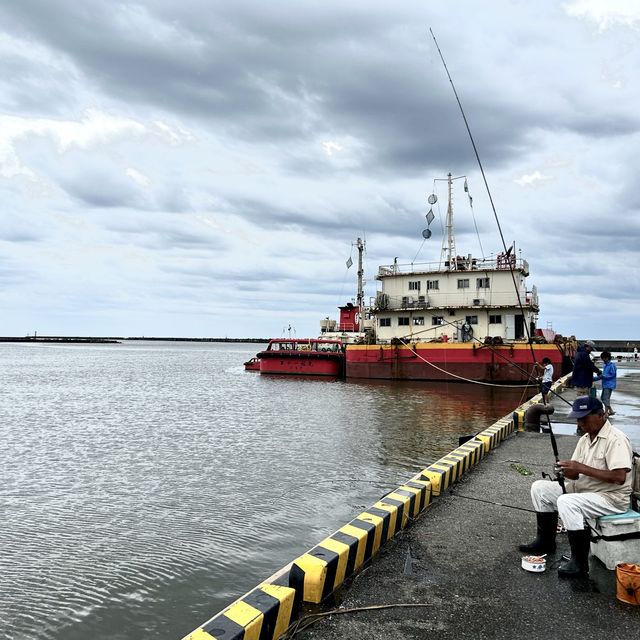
top-left (429, 29), bottom-right (541, 376)
top-left (540, 417), bottom-right (567, 492)
top-left (430, 29), bottom-right (570, 488)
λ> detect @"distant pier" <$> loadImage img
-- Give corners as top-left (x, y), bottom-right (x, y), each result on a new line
top-left (0, 336), bottom-right (121, 344)
top-left (0, 336), bottom-right (270, 344)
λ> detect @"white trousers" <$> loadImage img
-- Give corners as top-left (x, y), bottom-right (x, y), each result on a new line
top-left (530, 480), bottom-right (625, 531)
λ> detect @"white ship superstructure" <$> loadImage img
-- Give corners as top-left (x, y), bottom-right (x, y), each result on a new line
top-left (373, 172), bottom-right (538, 345)
top-left (374, 252), bottom-right (538, 344)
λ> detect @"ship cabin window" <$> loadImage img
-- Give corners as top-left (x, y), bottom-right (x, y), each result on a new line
top-left (427, 280), bottom-right (439, 290)
top-left (457, 278), bottom-right (469, 289)
top-left (432, 316), bottom-right (444, 326)
top-left (465, 315), bottom-right (478, 325)
top-left (379, 317), bottom-right (391, 327)
top-left (476, 277), bottom-right (490, 289)
top-left (408, 281), bottom-right (421, 291)
top-left (398, 316), bottom-right (410, 326)
top-left (413, 317), bottom-right (425, 326)
top-left (489, 314), bottom-right (502, 324)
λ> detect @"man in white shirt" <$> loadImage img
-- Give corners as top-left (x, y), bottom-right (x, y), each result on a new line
top-left (519, 396), bottom-right (633, 577)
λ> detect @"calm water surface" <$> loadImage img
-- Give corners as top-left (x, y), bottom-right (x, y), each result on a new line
top-left (1, 341), bottom-right (534, 640)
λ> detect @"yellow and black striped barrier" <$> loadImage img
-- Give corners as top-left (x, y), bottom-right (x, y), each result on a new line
top-left (183, 399), bottom-right (539, 639)
top-left (183, 582), bottom-right (297, 640)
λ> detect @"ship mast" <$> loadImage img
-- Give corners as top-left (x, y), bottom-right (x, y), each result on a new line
top-left (356, 237), bottom-right (364, 331)
top-left (445, 172), bottom-right (457, 271)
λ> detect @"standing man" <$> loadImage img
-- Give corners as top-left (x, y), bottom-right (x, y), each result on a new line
top-left (595, 351), bottom-right (617, 417)
top-left (536, 357), bottom-right (554, 403)
top-left (518, 396), bottom-right (632, 577)
top-left (571, 340), bottom-right (601, 395)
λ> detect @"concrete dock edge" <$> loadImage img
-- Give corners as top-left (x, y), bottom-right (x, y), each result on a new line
top-left (180, 380), bottom-right (569, 640)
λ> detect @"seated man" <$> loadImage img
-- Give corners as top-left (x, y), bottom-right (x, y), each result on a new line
top-left (519, 396), bottom-right (632, 577)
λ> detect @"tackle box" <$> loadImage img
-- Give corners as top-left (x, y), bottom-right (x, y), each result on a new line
top-left (590, 509), bottom-right (640, 570)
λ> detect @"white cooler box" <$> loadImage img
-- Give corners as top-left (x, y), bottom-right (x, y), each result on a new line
top-left (590, 509), bottom-right (640, 570)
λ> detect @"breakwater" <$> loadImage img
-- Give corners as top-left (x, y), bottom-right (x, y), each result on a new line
top-left (0, 336), bottom-right (269, 343)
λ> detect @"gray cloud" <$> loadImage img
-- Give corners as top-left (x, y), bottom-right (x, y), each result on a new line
top-left (0, 1), bottom-right (639, 337)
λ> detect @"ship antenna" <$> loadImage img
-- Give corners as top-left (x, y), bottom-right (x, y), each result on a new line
top-left (445, 172), bottom-right (456, 271)
top-left (429, 28), bottom-right (533, 345)
top-left (356, 237), bottom-right (365, 331)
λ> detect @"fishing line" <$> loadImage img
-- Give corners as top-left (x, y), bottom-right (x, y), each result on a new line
top-left (448, 490), bottom-right (536, 513)
top-left (284, 603), bottom-right (437, 638)
top-left (269, 478), bottom-right (401, 504)
top-left (465, 179), bottom-right (486, 259)
top-left (389, 317), bottom-right (543, 386)
top-left (412, 238), bottom-right (427, 264)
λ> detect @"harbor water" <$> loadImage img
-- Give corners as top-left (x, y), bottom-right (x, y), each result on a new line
top-left (2, 340), bottom-right (539, 640)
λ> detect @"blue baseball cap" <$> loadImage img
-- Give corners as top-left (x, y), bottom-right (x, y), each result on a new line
top-left (568, 395), bottom-right (604, 419)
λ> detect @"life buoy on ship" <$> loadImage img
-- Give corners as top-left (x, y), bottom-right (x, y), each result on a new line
top-left (462, 323), bottom-right (474, 342)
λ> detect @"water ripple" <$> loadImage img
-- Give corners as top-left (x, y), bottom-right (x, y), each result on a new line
top-left (0, 341), bottom-right (530, 640)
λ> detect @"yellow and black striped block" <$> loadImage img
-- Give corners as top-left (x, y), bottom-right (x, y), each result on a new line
top-left (476, 425), bottom-right (502, 452)
top-left (493, 417), bottom-right (515, 439)
top-left (438, 451), bottom-right (468, 480)
top-left (290, 518), bottom-right (373, 603)
top-left (386, 478), bottom-right (432, 518)
top-left (421, 455), bottom-right (458, 496)
top-left (513, 409), bottom-right (526, 432)
top-left (289, 476), bottom-right (433, 604)
top-left (452, 437), bottom-right (485, 469)
top-left (378, 482), bottom-right (426, 529)
top-left (183, 583), bottom-right (296, 640)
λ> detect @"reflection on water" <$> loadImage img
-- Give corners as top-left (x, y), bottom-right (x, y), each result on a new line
top-left (347, 377), bottom-right (530, 472)
top-left (0, 342), bottom-right (532, 640)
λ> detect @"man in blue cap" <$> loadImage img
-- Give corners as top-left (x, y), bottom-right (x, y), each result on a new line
top-left (519, 395), bottom-right (633, 577)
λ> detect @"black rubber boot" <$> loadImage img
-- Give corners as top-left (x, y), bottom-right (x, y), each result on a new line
top-left (518, 511), bottom-right (558, 554)
top-left (558, 529), bottom-right (590, 578)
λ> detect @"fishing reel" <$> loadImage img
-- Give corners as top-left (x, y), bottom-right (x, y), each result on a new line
top-left (542, 463), bottom-right (565, 485)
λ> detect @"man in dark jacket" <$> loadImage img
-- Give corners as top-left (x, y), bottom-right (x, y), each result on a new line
top-left (571, 340), bottom-right (601, 395)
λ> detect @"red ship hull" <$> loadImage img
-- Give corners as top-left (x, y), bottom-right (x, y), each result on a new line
top-left (258, 351), bottom-right (343, 376)
top-left (243, 357), bottom-right (260, 371)
top-left (345, 342), bottom-right (563, 383)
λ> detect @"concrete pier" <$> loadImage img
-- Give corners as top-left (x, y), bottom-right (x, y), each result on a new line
top-left (182, 364), bottom-right (640, 639)
top-left (295, 366), bottom-right (640, 639)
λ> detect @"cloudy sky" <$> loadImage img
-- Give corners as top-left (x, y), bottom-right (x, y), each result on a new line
top-left (1, 0), bottom-right (639, 340)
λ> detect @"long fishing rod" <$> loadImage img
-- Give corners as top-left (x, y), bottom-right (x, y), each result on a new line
top-left (429, 28), bottom-right (540, 373)
top-left (430, 29), bottom-right (570, 490)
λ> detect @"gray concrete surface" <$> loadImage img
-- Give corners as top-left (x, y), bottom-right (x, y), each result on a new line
top-left (295, 364), bottom-right (640, 639)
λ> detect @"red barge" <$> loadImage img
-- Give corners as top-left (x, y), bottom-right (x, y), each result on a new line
top-left (255, 338), bottom-right (344, 377)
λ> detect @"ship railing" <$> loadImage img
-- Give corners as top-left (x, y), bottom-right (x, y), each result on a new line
top-left (374, 294), bottom-right (431, 310)
top-left (373, 292), bottom-right (537, 311)
top-left (377, 256), bottom-right (528, 276)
